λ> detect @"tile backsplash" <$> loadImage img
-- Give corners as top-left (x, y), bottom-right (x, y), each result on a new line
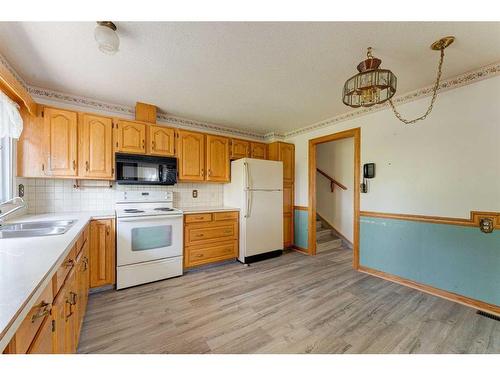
top-left (15, 178), bottom-right (224, 214)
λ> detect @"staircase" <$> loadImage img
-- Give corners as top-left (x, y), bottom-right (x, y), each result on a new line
top-left (315, 217), bottom-right (343, 253)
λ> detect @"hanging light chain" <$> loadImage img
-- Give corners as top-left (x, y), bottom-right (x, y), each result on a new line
top-left (388, 48), bottom-right (445, 125)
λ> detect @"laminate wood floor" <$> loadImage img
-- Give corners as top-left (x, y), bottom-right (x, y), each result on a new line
top-left (78, 248), bottom-right (499, 354)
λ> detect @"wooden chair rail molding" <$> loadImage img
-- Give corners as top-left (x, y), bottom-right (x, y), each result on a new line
top-left (360, 210), bottom-right (500, 229)
top-left (316, 168), bottom-right (348, 192)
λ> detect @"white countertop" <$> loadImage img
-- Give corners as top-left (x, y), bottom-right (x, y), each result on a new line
top-left (0, 210), bottom-right (115, 351)
top-left (181, 206), bottom-right (240, 214)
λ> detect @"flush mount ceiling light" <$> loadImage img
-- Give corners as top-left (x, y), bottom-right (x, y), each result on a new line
top-left (94, 21), bottom-right (120, 55)
top-left (342, 36), bottom-right (455, 124)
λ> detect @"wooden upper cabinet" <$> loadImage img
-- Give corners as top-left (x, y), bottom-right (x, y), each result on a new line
top-left (115, 120), bottom-right (146, 154)
top-left (250, 142), bottom-right (267, 159)
top-left (269, 142), bottom-right (294, 184)
top-left (280, 143), bottom-right (295, 184)
top-left (206, 135), bottom-right (230, 182)
top-left (148, 125), bottom-right (175, 156)
top-left (43, 107), bottom-right (78, 177)
top-left (17, 106), bottom-right (45, 178)
top-left (177, 130), bottom-right (205, 181)
top-left (230, 138), bottom-right (250, 159)
top-left (89, 219), bottom-right (115, 288)
top-left (79, 114), bottom-right (113, 179)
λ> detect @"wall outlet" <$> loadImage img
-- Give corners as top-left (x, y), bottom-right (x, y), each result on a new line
top-left (192, 189), bottom-right (198, 198)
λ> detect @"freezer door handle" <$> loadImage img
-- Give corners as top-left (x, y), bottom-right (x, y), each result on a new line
top-left (244, 161), bottom-right (250, 190)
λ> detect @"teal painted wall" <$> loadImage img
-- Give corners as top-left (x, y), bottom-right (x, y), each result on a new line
top-left (294, 209), bottom-right (309, 249)
top-left (360, 216), bottom-right (500, 306)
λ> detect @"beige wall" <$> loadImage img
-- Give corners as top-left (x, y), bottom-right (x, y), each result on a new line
top-left (288, 75), bottom-right (500, 218)
top-left (316, 138), bottom-right (354, 241)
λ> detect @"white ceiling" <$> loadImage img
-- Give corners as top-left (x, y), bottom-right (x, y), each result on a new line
top-left (0, 22), bottom-right (499, 135)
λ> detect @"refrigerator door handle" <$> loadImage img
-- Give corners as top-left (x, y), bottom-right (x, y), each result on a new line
top-left (244, 189), bottom-right (251, 218)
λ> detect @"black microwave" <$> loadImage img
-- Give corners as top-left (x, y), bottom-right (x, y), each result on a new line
top-left (115, 153), bottom-right (177, 185)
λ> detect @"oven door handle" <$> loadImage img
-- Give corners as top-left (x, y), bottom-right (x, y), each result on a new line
top-left (118, 214), bottom-right (184, 222)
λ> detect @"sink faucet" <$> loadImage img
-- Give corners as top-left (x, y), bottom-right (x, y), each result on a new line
top-left (0, 197), bottom-right (26, 225)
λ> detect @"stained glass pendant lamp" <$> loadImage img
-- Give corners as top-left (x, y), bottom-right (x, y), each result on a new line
top-left (342, 36), bottom-right (455, 124)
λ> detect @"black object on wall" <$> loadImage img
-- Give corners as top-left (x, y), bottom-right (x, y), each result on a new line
top-left (361, 163), bottom-right (375, 193)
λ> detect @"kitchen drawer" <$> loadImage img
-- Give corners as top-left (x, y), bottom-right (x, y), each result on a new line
top-left (185, 213), bottom-right (213, 223)
top-left (185, 240), bottom-right (238, 268)
top-left (10, 282), bottom-right (53, 354)
top-left (52, 244), bottom-right (76, 298)
top-left (213, 211), bottom-right (238, 221)
top-left (185, 222), bottom-right (237, 245)
top-left (76, 225), bottom-right (89, 255)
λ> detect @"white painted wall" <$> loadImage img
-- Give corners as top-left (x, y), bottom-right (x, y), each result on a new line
top-left (289, 75), bottom-right (500, 218)
top-left (316, 138), bottom-right (354, 241)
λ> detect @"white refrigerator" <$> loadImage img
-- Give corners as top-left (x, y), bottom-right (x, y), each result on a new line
top-left (224, 158), bottom-right (284, 263)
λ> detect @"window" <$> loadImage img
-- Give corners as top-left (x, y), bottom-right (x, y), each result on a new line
top-left (0, 136), bottom-right (13, 203)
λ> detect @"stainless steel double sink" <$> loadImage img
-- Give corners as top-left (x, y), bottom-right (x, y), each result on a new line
top-left (0, 220), bottom-right (76, 239)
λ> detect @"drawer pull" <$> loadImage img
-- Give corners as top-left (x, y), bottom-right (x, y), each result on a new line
top-left (195, 216), bottom-right (205, 220)
top-left (31, 302), bottom-right (51, 322)
top-left (195, 254), bottom-right (204, 258)
top-left (194, 234), bottom-right (204, 238)
top-left (224, 230), bottom-right (232, 234)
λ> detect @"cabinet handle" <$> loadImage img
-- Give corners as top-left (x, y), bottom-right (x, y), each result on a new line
top-left (41, 163), bottom-right (45, 172)
top-left (64, 259), bottom-right (75, 268)
top-left (152, 140), bottom-right (156, 149)
top-left (208, 169), bottom-right (212, 176)
top-left (106, 226), bottom-right (110, 236)
top-left (201, 169), bottom-right (205, 177)
top-left (142, 139), bottom-right (145, 149)
top-left (31, 301), bottom-right (51, 322)
top-left (72, 160), bottom-right (76, 170)
top-left (86, 161), bottom-right (89, 171)
top-left (195, 254), bottom-right (204, 258)
top-left (82, 256), bottom-right (89, 271)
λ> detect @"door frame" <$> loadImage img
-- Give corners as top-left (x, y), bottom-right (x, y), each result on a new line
top-left (307, 127), bottom-right (361, 269)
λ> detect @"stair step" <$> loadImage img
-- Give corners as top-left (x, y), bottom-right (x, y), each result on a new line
top-left (316, 235), bottom-right (342, 253)
top-left (316, 228), bottom-right (332, 239)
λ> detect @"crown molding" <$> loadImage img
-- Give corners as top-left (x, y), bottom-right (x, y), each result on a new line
top-left (27, 85), bottom-right (268, 140)
top-left (2, 51), bottom-right (498, 142)
top-left (284, 61), bottom-right (500, 138)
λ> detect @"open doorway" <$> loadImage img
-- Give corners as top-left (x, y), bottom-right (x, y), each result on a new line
top-left (308, 128), bottom-right (360, 269)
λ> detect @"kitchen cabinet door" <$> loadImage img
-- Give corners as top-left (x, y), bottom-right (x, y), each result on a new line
top-left (250, 142), bottom-right (267, 159)
top-left (27, 316), bottom-right (53, 354)
top-left (80, 114), bottom-right (113, 179)
top-left (64, 269), bottom-right (78, 354)
top-left (17, 106), bottom-right (46, 177)
top-left (148, 125), bottom-right (175, 156)
top-left (177, 130), bottom-right (205, 181)
top-left (43, 107), bottom-right (78, 177)
top-left (52, 273), bottom-right (68, 353)
top-left (115, 120), bottom-right (146, 154)
top-left (230, 138), bottom-right (250, 159)
top-left (279, 143), bottom-right (295, 184)
top-left (90, 219), bottom-right (116, 288)
top-left (283, 213), bottom-right (293, 248)
top-left (283, 183), bottom-right (294, 215)
top-left (206, 135), bottom-right (230, 182)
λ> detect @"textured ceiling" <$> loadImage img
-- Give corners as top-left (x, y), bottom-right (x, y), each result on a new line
top-left (0, 22), bottom-right (499, 135)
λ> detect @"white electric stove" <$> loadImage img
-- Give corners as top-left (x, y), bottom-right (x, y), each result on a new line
top-left (115, 191), bottom-right (183, 289)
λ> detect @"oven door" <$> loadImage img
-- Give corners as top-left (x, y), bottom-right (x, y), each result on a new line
top-left (117, 214), bottom-right (183, 267)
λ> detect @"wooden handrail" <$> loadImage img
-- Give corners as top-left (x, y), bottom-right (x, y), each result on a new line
top-left (316, 168), bottom-right (348, 192)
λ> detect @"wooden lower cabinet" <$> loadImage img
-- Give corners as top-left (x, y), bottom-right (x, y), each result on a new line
top-left (184, 211), bottom-right (239, 268)
top-left (27, 315), bottom-right (53, 354)
top-left (89, 219), bottom-right (115, 288)
top-left (4, 223), bottom-right (91, 354)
